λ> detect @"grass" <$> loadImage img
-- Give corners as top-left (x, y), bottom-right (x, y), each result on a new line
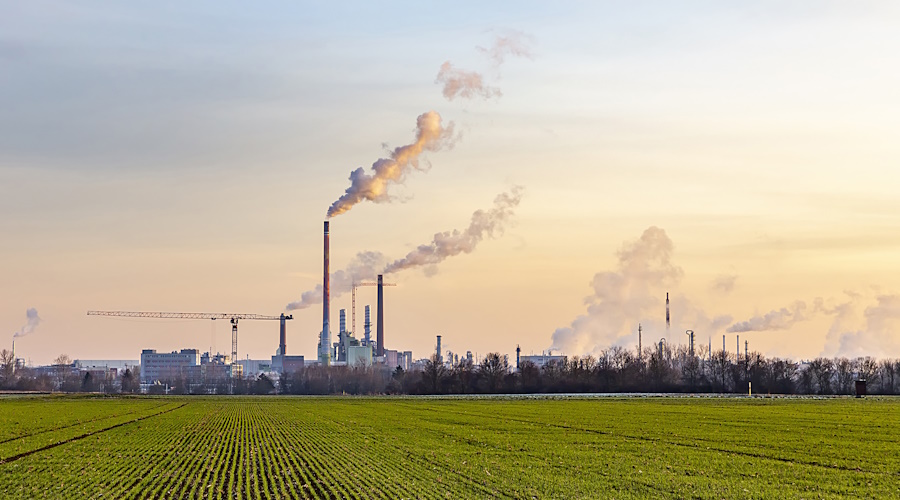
top-left (0, 395), bottom-right (897, 499)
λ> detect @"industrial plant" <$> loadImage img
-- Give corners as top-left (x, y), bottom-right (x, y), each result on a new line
top-left (6, 220), bottom-right (891, 398)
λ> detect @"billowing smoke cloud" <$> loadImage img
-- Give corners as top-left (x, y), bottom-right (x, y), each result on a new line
top-left (726, 301), bottom-right (810, 333)
top-left (436, 62), bottom-right (501, 101)
top-left (436, 32), bottom-right (533, 101)
top-left (550, 227), bottom-right (685, 355)
top-left (288, 188), bottom-right (524, 311)
top-left (286, 251), bottom-right (387, 311)
top-left (13, 308), bottom-right (40, 337)
top-left (326, 111), bottom-right (456, 218)
top-left (384, 187), bottom-right (523, 274)
top-left (834, 294), bottom-right (900, 357)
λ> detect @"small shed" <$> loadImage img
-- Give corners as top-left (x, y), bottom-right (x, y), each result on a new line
top-left (855, 379), bottom-right (867, 398)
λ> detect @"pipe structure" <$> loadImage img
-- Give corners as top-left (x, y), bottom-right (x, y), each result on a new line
top-left (338, 309), bottom-right (346, 361)
top-left (376, 274), bottom-right (384, 358)
top-left (320, 221), bottom-right (331, 366)
top-left (666, 292), bottom-right (670, 344)
top-left (364, 305), bottom-right (371, 346)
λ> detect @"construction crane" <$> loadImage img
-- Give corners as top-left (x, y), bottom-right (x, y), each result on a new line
top-left (86, 311), bottom-right (292, 364)
top-left (351, 281), bottom-right (395, 337)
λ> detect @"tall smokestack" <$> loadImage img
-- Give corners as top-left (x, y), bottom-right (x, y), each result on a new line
top-left (364, 305), bottom-right (371, 346)
top-left (665, 292), bottom-right (670, 344)
top-left (377, 274), bottom-right (384, 358)
top-left (436, 335), bottom-right (442, 363)
top-left (320, 221), bottom-right (331, 366)
top-left (279, 313), bottom-right (286, 357)
top-left (338, 309), bottom-right (346, 362)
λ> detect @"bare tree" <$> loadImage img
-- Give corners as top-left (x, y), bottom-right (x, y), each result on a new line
top-left (857, 357), bottom-right (878, 382)
top-left (422, 354), bottom-right (446, 394)
top-left (0, 349), bottom-right (15, 387)
top-left (808, 358), bottom-right (835, 395)
top-left (479, 352), bottom-right (508, 393)
top-left (52, 354), bottom-right (73, 391)
top-left (880, 359), bottom-right (897, 394)
top-left (835, 357), bottom-right (853, 394)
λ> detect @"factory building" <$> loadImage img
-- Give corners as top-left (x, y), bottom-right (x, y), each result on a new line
top-left (519, 353), bottom-right (567, 369)
top-left (74, 359), bottom-right (139, 377)
top-left (140, 349), bottom-right (201, 384)
top-left (347, 345), bottom-right (372, 367)
top-left (270, 354), bottom-right (304, 374)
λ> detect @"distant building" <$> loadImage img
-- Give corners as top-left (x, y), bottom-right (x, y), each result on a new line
top-left (74, 359), bottom-right (139, 378)
top-left (269, 355), bottom-right (304, 374)
top-left (384, 349), bottom-right (399, 368)
top-left (519, 354), bottom-right (567, 369)
top-left (140, 349), bottom-right (200, 383)
top-left (347, 346), bottom-right (372, 367)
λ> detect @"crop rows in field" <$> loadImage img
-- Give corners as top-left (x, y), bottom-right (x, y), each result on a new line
top-left (0, 396), bottom-right (898, 499)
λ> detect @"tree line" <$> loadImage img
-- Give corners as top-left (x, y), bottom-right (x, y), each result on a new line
top-left (2, 347), bottom-right (898, 395)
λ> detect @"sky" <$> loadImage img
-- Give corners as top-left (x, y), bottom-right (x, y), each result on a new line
top-left (2, 1), bottom-right (900, 365)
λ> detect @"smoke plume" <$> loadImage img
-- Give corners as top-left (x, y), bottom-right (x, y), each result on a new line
top-left (550, 227), bottom-right (685, 355)
top-left (726, 301), bottom-right (810, 333)
top-left (13, 308), bottom-right (40, 337)
top-left (286, 252), bottom-right (386, 311)
top-left (833, 294), bottom-right (900, 357)
top-left (436, 62), bottom-right (502, 101)
top-left (326, 111), bottom-right (456, 218)
top-left (436, 32), bottom-right (533, 102)
top-left (288, 188), bottom-right (524, 311)
top-left (477, 31), bottom-right (535, 66)
top-left (384, 187), bottom-right (524, 274)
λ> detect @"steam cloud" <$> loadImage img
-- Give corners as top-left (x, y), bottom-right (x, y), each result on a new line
top-left (727, 301), bottom-right (810, 333)
top-left (833, 294), bottom-right (900, 357)
top-left (436, 32), bottom-right (533, 101)
top-left (550, 227), bottom-right (685, 355)
top-left (384, 187), bottom-right (523, 274)
top-left (13, 308), bottom-right (40, 337)
top-left (286, 251), bottom-right (387, 311)
top-left (326, 111), bottom-right (456, 218)
top-left (287, 188), bottom-right (524, 311)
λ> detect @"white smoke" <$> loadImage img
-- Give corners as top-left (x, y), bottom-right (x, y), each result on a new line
top-left (727, 301), bottom-right (811, 333)
top-left (384, 187), bottom-right (523, 274)
top-left (835, 295), bottom-right (900, 357)
top-left (816, 292), bottom-right (900, 357)
top-left (550, 227), bottom-right (685, 355)
top-left (286, 252), bottom-right (387, 311)
top-left (289, 188), bottom-right (524, 311)
top-left (435, 62), bottom-right (501, 101)
top-left (326, 111), bottom-right (456, 218)
top-left (436, 32), bottom-right (534, 102)
top-left (13, 308), bottom-right (40, 337)
top-left (477, 31), bottom-right (535, 66)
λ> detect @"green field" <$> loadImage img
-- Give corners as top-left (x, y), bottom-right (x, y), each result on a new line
top-left (0, 395), bottom-right (897, 499)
